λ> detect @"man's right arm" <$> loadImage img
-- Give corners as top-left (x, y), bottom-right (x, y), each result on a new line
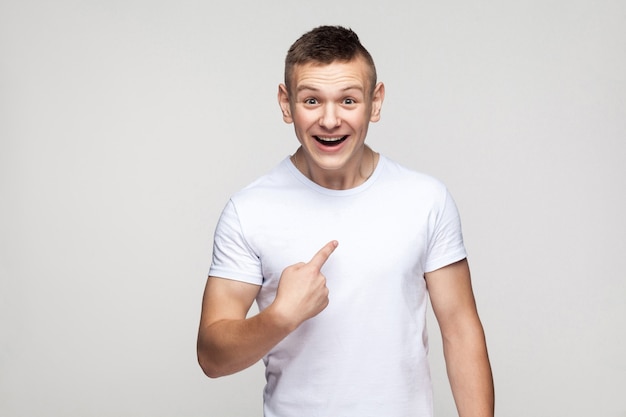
top-left (197, 240), bottom-right (338, 378)
top-left (197, 276), bottom-right (288, 378)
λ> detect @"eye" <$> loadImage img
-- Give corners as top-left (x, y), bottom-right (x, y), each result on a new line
top-left (304, 98), bottom-right (318, 105)
top-left (343, 98), bottom-right (356, 105)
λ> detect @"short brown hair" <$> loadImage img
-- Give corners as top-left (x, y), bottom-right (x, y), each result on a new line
top-left (284, 26), bottom-right (377, 93)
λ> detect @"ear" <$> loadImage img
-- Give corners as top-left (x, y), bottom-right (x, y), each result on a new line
top-left (369, 82), bottom-right (385, 123)
top-left (277, 84), bottom-right (293, 123)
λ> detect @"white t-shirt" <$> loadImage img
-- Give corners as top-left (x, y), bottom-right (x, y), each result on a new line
top-left (209, 155), bottom-right (467, 417)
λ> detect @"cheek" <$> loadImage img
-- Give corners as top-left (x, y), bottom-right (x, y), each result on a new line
top-left (293, 115), bottom-right (307, 130)
top-left (293, 112), bottom-right (317, 128)
top-left (344, 112), bottom-right (369, 130)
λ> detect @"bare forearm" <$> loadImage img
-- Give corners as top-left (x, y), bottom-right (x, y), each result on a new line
top-left (443, 320), bottom-right (494, 417)
top-left (197, 242), bottom-right (336, 378)
top-left (197, 304), bottom-right (293, 378)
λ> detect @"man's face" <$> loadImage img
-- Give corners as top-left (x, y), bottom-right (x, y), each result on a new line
top-left (278, 58), bottom-right (384, 186)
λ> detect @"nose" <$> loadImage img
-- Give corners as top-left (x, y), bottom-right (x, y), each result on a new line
top-left (319, 104), bottom-right (341, 128)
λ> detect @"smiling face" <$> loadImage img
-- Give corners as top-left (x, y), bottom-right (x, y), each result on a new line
top-left (278, 57), bottom-right (385, 189)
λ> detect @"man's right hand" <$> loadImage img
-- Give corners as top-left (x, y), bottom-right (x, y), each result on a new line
top-left (197, 240), bottom-right (338, 377)
top-left (272, 240), bottom-right (338, 330)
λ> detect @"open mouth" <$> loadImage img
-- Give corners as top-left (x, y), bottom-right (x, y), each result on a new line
top-left (314, 135), bottom-right (348, 147)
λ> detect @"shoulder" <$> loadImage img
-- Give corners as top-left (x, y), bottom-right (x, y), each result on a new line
top-left (378, 155), bottom-right (449, 199)
top-left (230, 157), bottom-right (296, 203)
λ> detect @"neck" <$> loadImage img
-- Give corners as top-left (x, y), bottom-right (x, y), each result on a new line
top-left (291, 145), bottom-right (378, 190)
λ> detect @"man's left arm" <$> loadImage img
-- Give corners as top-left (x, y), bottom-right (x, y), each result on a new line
top-left (425, 258), bottom-right (494, 417)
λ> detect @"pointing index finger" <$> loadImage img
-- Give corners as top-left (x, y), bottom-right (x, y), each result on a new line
top-left (308, 240), bottom-right (338, 270)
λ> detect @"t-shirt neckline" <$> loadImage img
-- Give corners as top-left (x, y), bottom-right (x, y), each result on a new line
top-left (284, 154), bottom-right (385, 196)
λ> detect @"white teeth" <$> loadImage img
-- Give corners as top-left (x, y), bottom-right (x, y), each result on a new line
top-left (317, 136), bottom-right (344, 142)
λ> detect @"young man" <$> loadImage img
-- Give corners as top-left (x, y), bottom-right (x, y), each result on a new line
top-left (197, 26), bottom-right (494, 417)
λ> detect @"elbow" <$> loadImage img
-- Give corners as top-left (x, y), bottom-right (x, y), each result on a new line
top-left (198, 352), bottom-right (225, 379)
top-left (197, 328), bottom-right (234, 378)
top-left (197, 340), bottom-right (225, 379)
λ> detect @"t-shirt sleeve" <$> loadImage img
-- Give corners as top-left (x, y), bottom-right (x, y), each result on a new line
top-left (208, 199), bottom-right (264, 285)
top-left (423, 187), bottom-right (467, 273)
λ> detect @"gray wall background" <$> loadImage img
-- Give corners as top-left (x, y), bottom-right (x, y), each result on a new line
top-left (1, 1), bottom-right (625, 416)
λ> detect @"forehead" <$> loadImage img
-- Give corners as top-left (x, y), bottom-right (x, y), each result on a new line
top-left (290, 58), bottom-right (371, 93)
